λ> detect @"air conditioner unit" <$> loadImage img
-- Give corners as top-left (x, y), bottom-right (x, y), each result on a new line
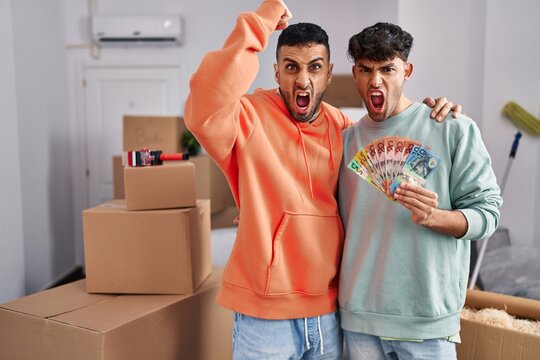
top-left (91, 15), bottom-right (183, 45)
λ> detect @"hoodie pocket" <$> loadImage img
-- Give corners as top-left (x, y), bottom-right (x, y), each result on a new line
top-left (265, 212), bottom-right (344, 296)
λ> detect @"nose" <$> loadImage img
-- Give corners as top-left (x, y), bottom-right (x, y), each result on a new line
top-left (370, 73), bottom-right (382, 88)
top-left (296, 70), bottom-right (310, 89)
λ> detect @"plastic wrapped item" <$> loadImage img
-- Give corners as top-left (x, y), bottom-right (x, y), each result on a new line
top-left (480, 245), bottom-right (540, 300)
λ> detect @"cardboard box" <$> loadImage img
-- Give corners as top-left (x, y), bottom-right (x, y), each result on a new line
top-left (323, 74), bottom-right (364, 108)
top-left (0, 269), bottom-right (233, 360)
top-left (211, 206), bottom-right (239, 229)
top-left (83, 199), bottom-right (211, 294)
top-left (112, 155), bottom-right (125, 199)
top-left (458, 289), bottom-right (540, 360)
top-left (190, 155), bottom-right (235, 214)
top-left (124, 162), bottom-right (196, 211)
top-left (123, 115), bottom-right (186, 153)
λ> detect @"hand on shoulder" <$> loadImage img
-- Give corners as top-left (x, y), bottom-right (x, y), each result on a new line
top-left (423, 97), bottom-right (463, 122)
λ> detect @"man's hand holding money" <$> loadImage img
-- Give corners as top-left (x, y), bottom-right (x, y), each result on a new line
top-left (392, 182), bottom-right (438, 226)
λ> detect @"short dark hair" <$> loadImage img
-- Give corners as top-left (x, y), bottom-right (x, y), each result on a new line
top-left (347, 22), bottom-right (413, 63)
top-left (277, 23), bottom-right (330, 60)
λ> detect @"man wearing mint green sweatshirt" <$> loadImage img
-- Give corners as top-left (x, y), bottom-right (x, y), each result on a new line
top-left (338, 23), bottom-right (503, 359)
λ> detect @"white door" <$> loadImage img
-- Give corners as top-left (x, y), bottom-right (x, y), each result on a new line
top-left (84, 65), bottom-right (181, 208)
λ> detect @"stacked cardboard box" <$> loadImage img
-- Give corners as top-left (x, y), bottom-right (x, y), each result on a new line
top-left (123, 115), bottom-right (185, 154)
top-left (0, 115), bottom-right (234, 359)
top-left (113, 155), bottom-right (125, 199)
top-left (113, 155), bottom-right (235, 214)
top-left (123, 162), bottom-right (197, 211)
top-left (457, 289), bottom-right (540, 360)
top-left (115, 115), bottom-right (238, 226)
top-left (0, 269), bottom-right (232, 360)
top-left (189, 154), bottom-right (236, 215)
top-left (83, 198), bottom-right (210, 294)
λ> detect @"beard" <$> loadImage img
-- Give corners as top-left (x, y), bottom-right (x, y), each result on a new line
top-left (280, 89), bottom-right (325, 123)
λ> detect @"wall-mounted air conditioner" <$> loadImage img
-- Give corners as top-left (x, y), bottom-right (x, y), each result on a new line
top-left (91, 15), bottom-right (183, 45)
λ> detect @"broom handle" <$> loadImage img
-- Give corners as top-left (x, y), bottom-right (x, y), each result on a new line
top-left (468, 131), bottom-right (521, 289)
top-left (498, 131), bottom-right (521, 196)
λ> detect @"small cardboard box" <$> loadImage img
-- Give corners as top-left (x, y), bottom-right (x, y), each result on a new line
top-left (458, 289), bottom-right (540, 360)
top-left (190, 155), bottom-right (235, 214)
top-left (0, 269), bottom-right (233, 360)
top-left (112, 155), bottom-right (125, 199)
top-left (323, 74), bottom-right (364, 108)
top-left (83, 199), bottom-right (211, 294)
top-left (123, 115), bottom-right (185, 153)
top-left (124, 162), bottom-right (196, 211)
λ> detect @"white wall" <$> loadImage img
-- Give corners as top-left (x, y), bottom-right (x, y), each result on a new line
top-left (398, 0), bottom-right (486, 124)
top-left (481, 0), bottom-right (540, 247)
top-left (11, 0), bottom-right (74, 294)
top-left (0, 0), bottom-right (25, 303)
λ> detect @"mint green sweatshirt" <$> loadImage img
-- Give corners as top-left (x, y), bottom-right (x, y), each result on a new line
top-left (338, 103), bottom-right (502, 339)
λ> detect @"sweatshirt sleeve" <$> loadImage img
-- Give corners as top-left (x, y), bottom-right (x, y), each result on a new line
top-left (184, 0), bottom-right (286, 168)
top-left (450, 121), bottom-right (503, 241)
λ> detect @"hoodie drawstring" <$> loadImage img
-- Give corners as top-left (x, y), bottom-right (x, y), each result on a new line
top-left (304, 317), bottom-right (311, 350)
top-left (304, 316), bottom-right (324, 355)
top-left (295, 123), bottom-right (314, 199)
top-left (325, 114), bottom-right (335, 170)
top-left (295, 117), bottom-right (335, 199)
top-left (317, 315), bottom-right (325, 355)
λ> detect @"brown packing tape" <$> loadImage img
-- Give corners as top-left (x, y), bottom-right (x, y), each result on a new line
top-left (465, 289), bottom-right (540, 321)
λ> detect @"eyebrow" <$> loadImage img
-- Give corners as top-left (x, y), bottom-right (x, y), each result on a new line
top-left (283, 57), bottom-right (325, 65)
top-left (357, 61), bottom-right (398, 69)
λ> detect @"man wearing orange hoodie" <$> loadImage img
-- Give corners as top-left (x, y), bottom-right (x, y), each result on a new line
top-left (185, 1), bottom-right (459, 358)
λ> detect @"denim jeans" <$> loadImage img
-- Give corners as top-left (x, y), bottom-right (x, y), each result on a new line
top-left (344, 330), bottom-right (456, 360)
top-left (232, 311), bottom-right (342, 359)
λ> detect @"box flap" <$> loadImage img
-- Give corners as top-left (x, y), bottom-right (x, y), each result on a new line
top-left (53, 294), bottom-right (185, 333)
top-left (0, 280), bottom-right (112, 319)
top-left (83, 199), bottom-right (196, 215)
top-left (466, 289), bottom-right (540, 321)
top-left (84, 199), bottom-right (208, 214)
top-left (52, 268), bottom-right (222, 333)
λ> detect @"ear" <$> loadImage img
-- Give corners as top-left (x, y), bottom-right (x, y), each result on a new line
top-left (327, 63), bottom-right (334, 86)
top-left (351, 64), bottom-right (356, 80)
top-left (274, 63), bottom-right (280, 84)
top-left (404, 62), bottom-right (413, 80)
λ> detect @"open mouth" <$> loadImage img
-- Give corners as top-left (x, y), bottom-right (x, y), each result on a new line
top-left (370, 91), bottom-right (385, 112)
top-left (295, 91), bottom-right (311, 114)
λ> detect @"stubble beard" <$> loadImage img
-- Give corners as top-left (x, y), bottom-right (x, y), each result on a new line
top-left (280, 89), bottom-right (325, 123)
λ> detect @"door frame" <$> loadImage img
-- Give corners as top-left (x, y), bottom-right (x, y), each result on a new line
top-left (69, 59), bottom-right (182, 266)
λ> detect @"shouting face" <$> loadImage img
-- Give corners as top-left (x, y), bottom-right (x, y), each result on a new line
top-left (274, 44), bottom-right (333, 122)
top-left (352, 56), bottom-right (413, 122)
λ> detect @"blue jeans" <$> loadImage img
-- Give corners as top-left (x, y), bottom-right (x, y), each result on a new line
top-left (344, 330), bottom-right (456, 360)
top-left (232, 311), bottom-right (342, 359)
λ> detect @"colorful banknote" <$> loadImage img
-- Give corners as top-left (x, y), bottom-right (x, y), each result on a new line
top-left (389, 145), bottom-right (440, 193)
top-left (347, 137), bottom-right (440, 200)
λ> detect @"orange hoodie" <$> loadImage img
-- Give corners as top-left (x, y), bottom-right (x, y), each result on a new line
top-left (185, 0), bottom-right (351, 319)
